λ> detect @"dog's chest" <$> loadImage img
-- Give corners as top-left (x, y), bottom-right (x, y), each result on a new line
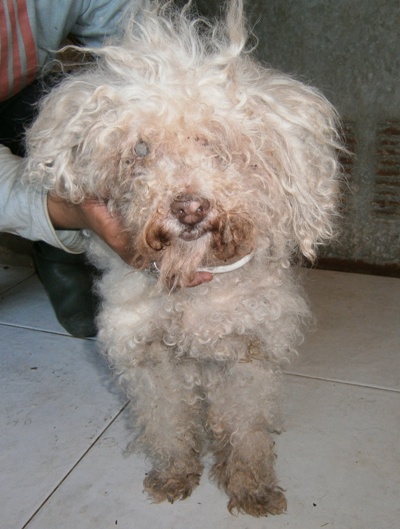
top-left (158, 283), bottom-right (259, 349)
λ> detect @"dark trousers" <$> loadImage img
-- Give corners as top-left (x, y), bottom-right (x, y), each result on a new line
top-left (0, 76), bottom-right (58, 157)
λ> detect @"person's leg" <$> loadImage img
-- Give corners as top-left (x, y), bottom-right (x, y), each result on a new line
top-left (0, 78), bottom-right (100, 337)
top-left (32, 242), bottom-right (100, 337)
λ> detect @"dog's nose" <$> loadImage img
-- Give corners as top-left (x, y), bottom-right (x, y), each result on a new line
top-left (171, 194), bottom-right (210, 226)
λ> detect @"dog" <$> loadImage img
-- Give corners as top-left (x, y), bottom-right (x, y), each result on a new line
top-left (25, 0), bottom-right (341, 517)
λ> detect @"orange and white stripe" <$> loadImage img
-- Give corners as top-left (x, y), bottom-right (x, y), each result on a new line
top-left (0, 0), bottom-right (38, 101)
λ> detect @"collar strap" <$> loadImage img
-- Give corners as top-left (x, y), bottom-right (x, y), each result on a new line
top-left (197, 251), bottom-right (254, 274)
top-left (144, 251), bottom-right (254, 277)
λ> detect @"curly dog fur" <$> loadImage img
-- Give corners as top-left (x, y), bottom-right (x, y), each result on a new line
top-left (25, 0), bottom-right (342, 516)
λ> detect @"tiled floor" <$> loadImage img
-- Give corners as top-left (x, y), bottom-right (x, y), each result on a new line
top-left (1, 265), bottom-right (399, 529)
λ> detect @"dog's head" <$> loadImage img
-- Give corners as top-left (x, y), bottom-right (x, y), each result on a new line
top-left (26, 0), bottom-right (342, 287)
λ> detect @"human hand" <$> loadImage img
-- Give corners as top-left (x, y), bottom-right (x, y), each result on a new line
top-left (47, 195), bottom-right (134, 263)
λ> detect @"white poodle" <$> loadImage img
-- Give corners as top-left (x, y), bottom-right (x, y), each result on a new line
top-left (25, 0), bottom-right (342, 517)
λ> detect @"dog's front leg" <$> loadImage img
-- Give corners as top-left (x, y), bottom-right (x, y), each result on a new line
top-left (127, 344), bottom-right (204, 504)
top-left (205, 358), bottom-right (287, 517)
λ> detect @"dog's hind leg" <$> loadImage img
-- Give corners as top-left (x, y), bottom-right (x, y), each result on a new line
top-left (125, 343), bottom-right (204, 504)
top-left (206, 358), bottom-right (287, 517)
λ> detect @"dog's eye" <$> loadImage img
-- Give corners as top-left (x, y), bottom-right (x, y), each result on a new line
top-left (134, 141), bottom-right (150, 158)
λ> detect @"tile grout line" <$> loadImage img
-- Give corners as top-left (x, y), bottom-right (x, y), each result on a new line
top-left (3, 317), bottom-right (398, 394)
top-left (21, 399), bottom-right (131, 529)
top-left (0, 321), bottom-right (96, 340)
top-left (0, 321), bottom-right (68, 337)
top-left (3, 320), bottom-right (398, 392)
top-left (0, 271), bottom-right (36, 296)
top-left (284, 371), bottom-right (400, 393)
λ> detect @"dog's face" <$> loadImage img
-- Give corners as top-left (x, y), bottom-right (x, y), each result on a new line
top-left (90, 96), bottom-right (263, 285)
top-left (102, 111), bottom-right (259, 285)
top-left (26, 3), bottom-right (341, 287)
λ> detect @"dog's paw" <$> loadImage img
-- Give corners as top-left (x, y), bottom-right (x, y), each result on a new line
top-left (227, 485), bottom-right (287, 517)
top-left (212, 459), bottom-right (287, 517)
top-left (143, 469), bottom-right (201, 504)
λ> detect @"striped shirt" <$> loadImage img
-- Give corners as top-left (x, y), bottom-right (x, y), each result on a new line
top-left (0, 0), bottom-right (37, 100)
top-left (0, 0), bottom-right (143, 101)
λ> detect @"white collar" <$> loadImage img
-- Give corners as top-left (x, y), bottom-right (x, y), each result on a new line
top-left (197, 251), bottom-right (254, 274)
top-left (145, 251), bottom-right (254, 277)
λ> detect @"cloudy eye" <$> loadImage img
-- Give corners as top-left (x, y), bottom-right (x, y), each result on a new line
top-left (134, 140), bottom-right (150, 158)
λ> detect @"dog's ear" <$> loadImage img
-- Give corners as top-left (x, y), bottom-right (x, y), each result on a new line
top-left (248, 75), bottom-right (343, 261)
top-left (25, 80), bottom-right (121, 203)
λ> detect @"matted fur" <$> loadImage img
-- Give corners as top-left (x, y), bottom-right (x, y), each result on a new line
top-left (25, 0), bottom-right (342, 516)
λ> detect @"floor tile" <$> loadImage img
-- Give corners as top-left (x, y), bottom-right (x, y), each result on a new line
top-left (2, 266), bottom-right (399, 529)
top-left (0, 274), bottom-right (67, 334)
top-left (293, 270), bottom-right (400, 390)
top-left (23, 377), bottom-right (400, 529)
top-left (0, 265), bottom-right (34, 294)
top-left (0, 326), bottom-right (127, 529)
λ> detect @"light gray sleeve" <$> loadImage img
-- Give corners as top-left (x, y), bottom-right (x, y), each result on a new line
top-left (70, 0), bottom-right (148, 47)
top-left (0, 145), bottom-right (85, 253)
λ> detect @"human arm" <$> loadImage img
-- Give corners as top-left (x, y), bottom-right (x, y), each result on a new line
top-left (47, 195), bottom-right (134, 263)
top-left (0, 144), bottom-right (84, 252)
top-left (0, 143), bottom-right (133, 257)
top-left (1, 145), bottom-right (212, 284)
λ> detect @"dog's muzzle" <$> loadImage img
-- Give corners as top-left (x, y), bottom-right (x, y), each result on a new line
top-left (170, 194), bottom-right (210, 227)
top-left (170, 194), bottom-right (212, 242)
